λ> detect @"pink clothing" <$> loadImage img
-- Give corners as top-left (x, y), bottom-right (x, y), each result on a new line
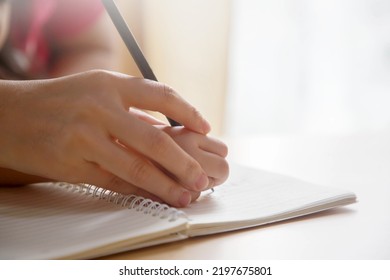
top-left (9, 0), bottom-right (104, 76)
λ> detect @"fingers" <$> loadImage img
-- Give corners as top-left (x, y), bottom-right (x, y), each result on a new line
top-left (107, 111), bottom-right (209, 192)
top-left (199, 136), bottom-right (229, 158)
top-left (1, 70), bottom-right (210, 208)
top-left (128, 108), bottom-right (166, 126)
top-left (77, 160), bottom-right (203, 206)
top-left (155, 126), bottom-right (229, 190)
top-left (73, 71), bottom-right (210, 205)
top-left (112, 74), bottom-right (211, 135)
top-left (83, 135), bottom-right (195, 207)
top-left (198, 137), bottom-right (229, 187)
top-left (78, 162), bottom-right (165, 203)
top-left (191, 150), bottom-right (230, 187)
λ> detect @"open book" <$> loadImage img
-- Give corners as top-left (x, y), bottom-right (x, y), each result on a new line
top-left (0, 164), bottom-right (356, 259)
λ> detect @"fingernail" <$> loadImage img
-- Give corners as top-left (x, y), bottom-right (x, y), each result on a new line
top-left (179, 191), bottom-right (191, 207)
top-left (195, 173), bottom-right (209, 191)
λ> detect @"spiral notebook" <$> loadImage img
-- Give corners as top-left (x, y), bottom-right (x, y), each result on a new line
top-left (0, 164), bottom-right (356, 259)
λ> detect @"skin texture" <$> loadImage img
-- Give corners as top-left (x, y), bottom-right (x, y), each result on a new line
top-left (0, 2), bottom-right (229, 208)
top-left (0, 70), bottom-right (229, 207)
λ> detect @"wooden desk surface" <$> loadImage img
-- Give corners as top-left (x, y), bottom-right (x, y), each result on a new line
top-left (103, 132), bottom-right (390, 259)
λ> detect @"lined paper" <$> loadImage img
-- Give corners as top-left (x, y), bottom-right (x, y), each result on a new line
top-left (0, 184), bottom-right (187, 259)
top-left (184, 164), bottom-right (356, 235)
top-left (0, 164), bottom-right (356, 259)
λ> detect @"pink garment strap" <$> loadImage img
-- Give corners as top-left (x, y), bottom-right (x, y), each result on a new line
top-left (9, 0), bottom-right (104, 76)
top-left (48, 0), bottom-right (105, 38)
top-left (24, 0), bottom-right (55, 73)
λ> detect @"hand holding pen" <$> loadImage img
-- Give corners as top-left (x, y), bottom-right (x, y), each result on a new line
top-left (0, 0), bottom-right (227, 207)
top-left (101, 0), bottom-right (227, 196)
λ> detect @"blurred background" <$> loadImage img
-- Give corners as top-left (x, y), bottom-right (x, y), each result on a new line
top-left (113, 0), bottom-right (390, 138)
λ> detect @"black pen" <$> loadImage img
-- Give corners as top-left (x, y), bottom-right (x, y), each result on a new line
top-left (101, 0), bottom-right (181, 127)
top-left (101, 0), bottom-right (214, 192)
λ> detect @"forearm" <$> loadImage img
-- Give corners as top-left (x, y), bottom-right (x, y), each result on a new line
top-left (0, 82), bottom-right (49, 185)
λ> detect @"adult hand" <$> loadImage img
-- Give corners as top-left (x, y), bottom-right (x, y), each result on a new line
top-left (157, 125), bottom-right (229, 191)
top-left (0, 70), bottom-right (212, 207)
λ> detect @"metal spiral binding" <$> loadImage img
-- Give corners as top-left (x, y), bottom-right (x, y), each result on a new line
top-left (52, 182), bottom-right (185, 222)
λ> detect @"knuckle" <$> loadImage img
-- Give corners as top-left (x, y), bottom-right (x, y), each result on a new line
top-left (83, 70), bottom-right (117, 96)
top-left (165, 182), bottom-right (189, 205)
top-left (152, 82), bottom-right (178, 105)
top-left (106, 175), bottom-right (125, 192)
top-left (86, 69), bottom-right (112, 81)
top-left (128, 158), bottom-right (150, 185)
top-left (182, 159), bottom-right (201, 181)
top-left (161, 84), bottom-right (177, 101)
top-left (146, 128), bottom-right (170, 156)
top-left (166, 183), bottom-right (179, 198)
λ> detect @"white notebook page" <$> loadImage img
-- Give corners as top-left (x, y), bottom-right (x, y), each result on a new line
top-left (0, 183), bottom-right (187, 259)
top-left (184, 164), bottom-right (356, 235)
